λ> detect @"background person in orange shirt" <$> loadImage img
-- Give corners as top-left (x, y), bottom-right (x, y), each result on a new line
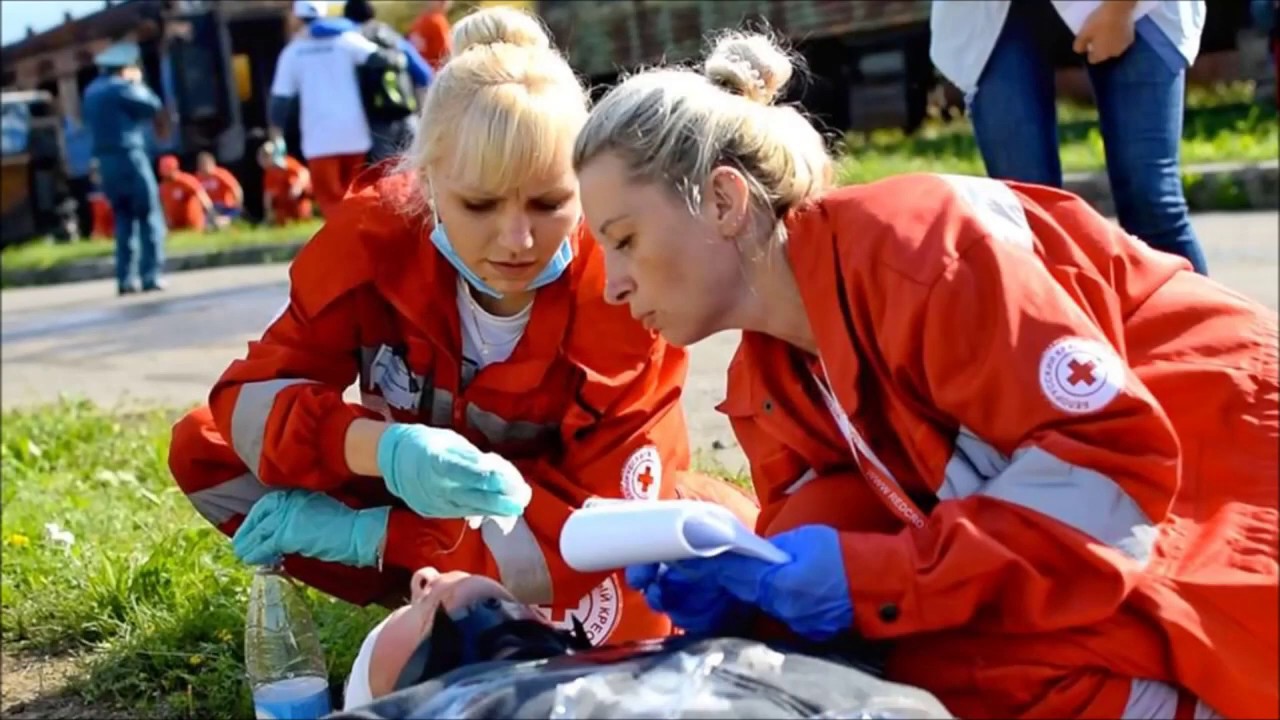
top-left (86, 162), bottom-right (115, 240)
top-left (157, 155), bottom-right (216, 231)
top-left (196, 151), bottom-right (243, 229)
top-left (258, 141), bottom-right (313, 225)
top-left (408, 0), bottom-right (452, 70)
top-left (89, 191), bottom-right (115, 239)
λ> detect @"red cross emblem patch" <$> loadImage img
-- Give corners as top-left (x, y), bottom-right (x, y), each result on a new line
top-left (1038, 336), bottom-right (1125, 414)
top-left (621, 446), bottom-right (662, 500)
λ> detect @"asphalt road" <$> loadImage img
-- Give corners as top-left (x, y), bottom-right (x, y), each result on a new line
top-left (3, 211), bottom-right (1276, 472)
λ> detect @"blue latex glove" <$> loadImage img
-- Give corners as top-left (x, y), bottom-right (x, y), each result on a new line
top-left (376, 423), bottom-right (532, 519)
top-left (660, 525), bottom-right (854, 641)
top-left (232, 489), bottom-right (390, 568)
top-left (625, 563), bottom-right (752, 636)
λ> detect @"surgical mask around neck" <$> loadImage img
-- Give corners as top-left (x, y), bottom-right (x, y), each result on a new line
top-left (428, 191), bottom-right (575, 299)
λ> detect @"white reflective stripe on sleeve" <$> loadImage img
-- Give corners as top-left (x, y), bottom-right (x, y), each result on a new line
top-left (480, 517), bottom-right (554, 605)
top-left (465, 403), bottom-right (558, 447)
top-left (428, 387), bottom-right (454, 426)
top-left (936, 173), bottom-right (1035, 251)
top-left (937, 426), bottom-right (1010, 502)
top-left (936, 431), bottom-right (1157, 567)
top-left (977, 445), bottom-right (1157, 566)
top-left (784, 468), bottom-right (819, 495)
top-left (186, 472), bottom-right (269, 526)
top-left (1123, 679), bottom-right (1222, 719)
top-left (230, 378), bottom-right (316, 473)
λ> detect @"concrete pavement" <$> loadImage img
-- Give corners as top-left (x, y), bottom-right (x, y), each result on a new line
top-left (3, 211), bottom-right (1276, 473)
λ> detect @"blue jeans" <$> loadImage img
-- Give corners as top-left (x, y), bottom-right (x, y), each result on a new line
top-left (968, 5), bottom-right (1208, 275)
top-left (98, 149), bottom-right (168, 290)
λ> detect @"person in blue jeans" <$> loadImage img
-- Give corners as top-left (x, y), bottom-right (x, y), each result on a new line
top-left (81, 42), bottom-right (169, 295)
top-left (931, 0), bottom-right (1209, 275)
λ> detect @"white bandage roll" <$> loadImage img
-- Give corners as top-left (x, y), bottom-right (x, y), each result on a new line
top-left (559, 499), bottom-right (789, 573)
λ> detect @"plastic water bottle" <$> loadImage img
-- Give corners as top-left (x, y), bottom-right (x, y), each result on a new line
top-left (245, 566), bottom-right (332, 719)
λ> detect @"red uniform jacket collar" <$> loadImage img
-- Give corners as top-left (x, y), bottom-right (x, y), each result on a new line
top-left (782, 198), bottom-right (866, 419)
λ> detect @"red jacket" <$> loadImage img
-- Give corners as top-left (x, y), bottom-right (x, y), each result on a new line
top-left (725, 173), bottom-right (1277, 717)
top-left (198, 166), bottom-right (242, 209)
top-left (204, 172), bottom-right (706, 644)
top-left (160, 170), bottom-right (208, 229)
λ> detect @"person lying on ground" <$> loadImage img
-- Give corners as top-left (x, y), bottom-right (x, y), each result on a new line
top-left (329, 566), bottom-right (953, 719)
top-left (166, 6), bottom-right (758, 648)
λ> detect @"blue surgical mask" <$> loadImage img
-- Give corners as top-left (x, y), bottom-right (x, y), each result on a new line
top-left (428, 205), bottom-right (575, 300)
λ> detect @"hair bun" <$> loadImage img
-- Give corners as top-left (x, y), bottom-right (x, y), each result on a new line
top-left (702, 32), bottom-right (794, 105)
top-left (452, 6), bottom-right (551, 56)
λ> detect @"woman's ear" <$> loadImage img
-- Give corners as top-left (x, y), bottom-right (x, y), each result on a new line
top-left (706, 166), bottom-right (753, 240)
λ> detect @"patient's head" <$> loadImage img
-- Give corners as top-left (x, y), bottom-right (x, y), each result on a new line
top-left (347, 568), bottom-right (579, 708)
top-left (366, 569), bottom-right (524, 697)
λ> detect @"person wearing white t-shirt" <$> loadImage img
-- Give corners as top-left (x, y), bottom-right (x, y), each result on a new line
top-left (269, 0), bottom-right (378, 217)
top-left (931, 0), bottom-right (1210, 276)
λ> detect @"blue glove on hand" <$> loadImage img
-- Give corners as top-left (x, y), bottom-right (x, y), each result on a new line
top-left (376, 423), bottom-right (532, 519)
top-left (625, 563), bottom-right (752, 636)
top-left (232, 489), bottom-right (389, 568)
top-left (660, 525), bottom-right (854, 641)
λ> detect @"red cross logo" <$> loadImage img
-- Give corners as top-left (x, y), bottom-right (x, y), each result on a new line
top-left (635, 467), bottom-right (656, 494)
top-left (622, 446), bottom-right (663, 500)
top-left (1067, 359), bottom-right (1097, 387)
top-left (1041, 338), bottom-right (1123, 415)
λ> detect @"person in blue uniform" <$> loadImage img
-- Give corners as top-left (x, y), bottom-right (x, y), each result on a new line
top-left (81, 42), bottom-right (168, 295)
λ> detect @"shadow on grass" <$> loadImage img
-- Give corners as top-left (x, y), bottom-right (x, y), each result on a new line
top-left (6, 528), bottom-right (387, 720)
top-left (1, 648), bottom-right (168, 720)
top-left (1, 401), bottom-right (385, 719)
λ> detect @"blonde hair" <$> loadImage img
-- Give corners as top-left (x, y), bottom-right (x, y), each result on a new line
top-left (573, 31), bottom-right (831, 234)
top-left (397, 6), bottom-right (587, 213)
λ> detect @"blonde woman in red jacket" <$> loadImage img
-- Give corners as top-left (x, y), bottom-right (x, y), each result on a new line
top-left (573, 30), bottom-right (1278, 719)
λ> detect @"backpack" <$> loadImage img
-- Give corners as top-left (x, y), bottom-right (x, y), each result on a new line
top-left (357, 21), bottom-right (418, 124)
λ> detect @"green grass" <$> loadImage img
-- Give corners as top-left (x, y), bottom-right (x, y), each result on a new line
top-left (0, 399), bottom-right (384, 718)
top-left (1, 84), bottom-right (1273, 714)
top-left (3, 85), bottom-right (1274, 278)
top-left (0, 401), bottom-right (750, 717)
top-left (0, 219), bottom-right (322, 274)
top-left (835, 84), bottom-right (1278, 185)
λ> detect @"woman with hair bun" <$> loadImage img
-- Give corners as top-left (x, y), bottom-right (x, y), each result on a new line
top-left (165, 6), bottom-right (757, 648)
top-left (576, 29), bottom-right (1278, 719)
